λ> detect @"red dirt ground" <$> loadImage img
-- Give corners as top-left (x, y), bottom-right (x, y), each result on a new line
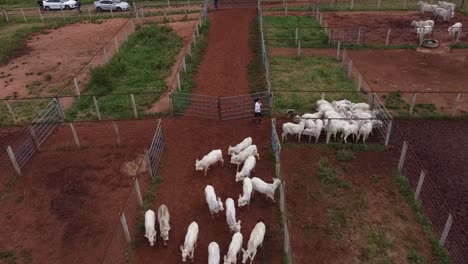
top-left (0, 120), bottom-right (160, 264)
top-left (395, 120), bottom-right (468, 236)
top-left (281, 144), bottom-right (436, 263)
top-left (135, 117), bottom-right (283, 263)
top-left (193, 8), bottom-right (256, 96)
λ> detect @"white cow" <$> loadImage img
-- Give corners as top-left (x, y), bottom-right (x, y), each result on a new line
top-left (228, 137), bottom-right (252, 156)
top-left (195, 149), bottom-right (224, 176)
top-left (144, 209), bottom-right (157, 247)
top-left (180, 221), bottom-right (199, 262)
top-left (235, 155), bottom-right (256, 182)
top-left (225, 198), bottom-right (241, 233)
top-left (238, 177), bottom-right (253, 208)
top-left (251, 177), bottom-right (281, 203)
top-left (223, 232), bottom-right (243, 264)
top-left (242, 222), bottom-right (266, 264)
top-left (205, 185), bottom-right (224, 218)
top-left (208, 242), bottom-right (221, 264)
top-left (231, 145), bottom-right (260, 171)
top-left (157, 204), bottom-right (171, 246)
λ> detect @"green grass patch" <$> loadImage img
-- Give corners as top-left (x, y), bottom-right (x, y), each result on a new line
top-left (407, 248), bottom-right (429, 264)
top-left (318, 157), bottom-right (351, 188)
top-left (393, 171), bottom-right (450, 264)
top-left (0, 250), bottom-right (16, 264)
top-left (270, 55), bottom-right (366, 112)
top-left (363, 229), bottom-right (395, 263)
top-left (326, 142), bottom-right (386, 151)
top-left (335, 149), bottom-right (354, 162)
top-left (263, 15), bottom-right (328, 48)
top-left (327, 206), bottom-right (351, 239)
top-left (382, 91), bottom-right (452, 119)
top-left (65, 23), bottom-right (183, 120)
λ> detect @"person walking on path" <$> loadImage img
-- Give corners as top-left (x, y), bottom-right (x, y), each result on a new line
top-left (253, 98), bottom-right (262, 123)
top-left (76, 0), bottom-right (82, 13)
top-left (214, 0), bottom-right (219, 10)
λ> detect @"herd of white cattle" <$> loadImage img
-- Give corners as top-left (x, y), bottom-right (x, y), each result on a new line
top-left (414, 1), bottom-right (463, 40)
top-left (143, 137), bottom-right (281, 263)
top-left (282, 99), bottom-right (383, 144)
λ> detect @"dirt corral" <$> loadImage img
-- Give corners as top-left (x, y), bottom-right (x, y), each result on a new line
top-left (322, 11), bottom-right (468, 45)
top-left (0, 119), bottom-right (158, 263)
top-left (281, 144), bottom-right (437, 263)
top-left (135, 117), bottom-right (283, 263)
top-left (395, 119), bottom-right (468, 237)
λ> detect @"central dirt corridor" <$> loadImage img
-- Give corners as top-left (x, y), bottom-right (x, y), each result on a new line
top-left (193, 8), bottom-right (256, 96)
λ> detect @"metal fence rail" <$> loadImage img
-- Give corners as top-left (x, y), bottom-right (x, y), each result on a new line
top-left (30, 98), bottom-right (64, 146)
top-left (171, 92), bottom-right (219, 119)
top-left (219, 92), bottom-right (270, 120)
top-left (147, 119), bottom-right (165, 178)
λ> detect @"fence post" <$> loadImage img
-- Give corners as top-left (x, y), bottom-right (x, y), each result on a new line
top-left (93, 96), bottom-right (102, 120)
top-left (193, 33), bottom-right (197, 47)
top-left (451, 93), bottom-right (461, 116)
top-left (134, 178), bottom-right (144, 207)
top-left (285, 1), bottom-right (288, 16)
top-left (348, 60), bottom-right (353, 78)
top-left (409, 93), bottom-right (417, 115)
top-left (120, 212), bottom-right (132, 243)
top-left (6, 146), bottom-right (22, 175)
top-left (182, 57), bottom-right (187, 73)
top-left (319, 13), bottom-right (323, 25)
top-left (20, 8), bottom-right (27, 23)
top-left (384, 120), bottom-right (392, 147)
top-left (130, 94), bottom-right (138, 119)
top-left (60, 5), bottom-right (65, 20)
top-left (357, 74), bottom-right (362, 91)
top-left (385, 28), bottom-right (391, 46)
top-left (28, 126), bottom-right (41, 152)
top-left (403, 0), bottom-right (407, 9)
top-left (357, 27), bottom-right (361, 45)
top-left (37, 7), bottom-right (44, 23)
top-left (69, 123), bottom-right (80, 147)
top-left (439, 214), bottom-right (453, 246)
top-left (177, 72), bottom-right (181, 91)
top-left (196, 22), bottom-right (200, 37)
top-left (54, 98), bottom-right (65, 121)
top-left (133, 2), bottom-right (139, 20)
top-left (397, 141), bottom-right (408, 172)
top-left (88, 7), bottom-right (91, 19)
top-left (370, 92), bottom-right (376, 109)
top-left (74, 78), bottom-right (81, 97)
top-left (336, 41), bottom-right (341, 60)
top-left (321, 92), bottom-right (325, 100)
top-left (351, 0), bottom-right (354, 9)
top-left (3, 9), bottom-right (9, 22)
top-left (188, 43), bottom-right (192, 57)
top-left (110, 5), bottom-right (114, 18)
top-left (4, 100), bottom-right (17, 124)
top-left (328, 28), bottom-right (333, 45)
top-left (414, 170), bottom-right (425, 200)
top-left (103, 47), bottom-right (109, 63)
top-left (114, 36), bottom-right (119, 53)
top-left (131, 18), bottom-right (135, 33)
top-left (146, 150), bottom-right (154, 177)
top-left (112, 121), bottom-right (121, 146)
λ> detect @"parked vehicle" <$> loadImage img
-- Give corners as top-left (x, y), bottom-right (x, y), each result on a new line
top-left (42, 0), bottom-right (77, 10)
top-left (94, 0), bottom-right (129, 12)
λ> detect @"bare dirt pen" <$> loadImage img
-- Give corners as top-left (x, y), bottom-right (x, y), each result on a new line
top-left (281, 144), bottom-right (436, 263)
top-left (135, 117), bottom-right (283, 263)
top-left (0, 18), bottom-right (128, 98)
top-left (396, 119), bottom-right (468, 238)
top-left (323, 11), bottom-right (468, 45)
top-left (0, 120), bottom-right (157, 264)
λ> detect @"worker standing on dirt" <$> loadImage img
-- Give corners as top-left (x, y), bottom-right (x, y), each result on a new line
top-left (214, 0), bottom-right (219, 10)
top-left (253, 98), bottom-right (262, 123)
top-left (76, 0), bottom-right (82, 13)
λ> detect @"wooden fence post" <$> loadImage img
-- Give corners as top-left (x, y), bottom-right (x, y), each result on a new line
top-left (3, 9), bottom-right (10, 22)
top-left (69, 123), bottom-right (80, 147)
top-left (7, 146), bottom-right (21, 175)
top-left (93, 96), bottom-right (101, 120)
top-left (182, 57), bottom-right (187, 73)
top-left (409, 93), bottom-right (417, 115)
top-left (130, 94), bottom-right (138, 119)
top-left (285, 1), bottom-right (288, 16)
top-left (342, 48), bottom-right (346, 65)
top-left (88, 7), bottom-right (91, 19)
top-left (295, 28), bottom-right (298, 46)
top-left (60, 5), bottom-right (65, 20)
top-left (384, 120), bottom-right (392, 147)
top-left (451, 93), bottom-right (461, 116)
top-left (329, 29), bottom-right (333, 45)
top-left (403, 0), bottom-right (407, 9)
top-left (110, 5), bottom-right (114, 18)
top-left (357, 74), bottom-right (362, 91)
top-left (397, 141), bottom-right (408, 172)
top-left (114, 36), bottom-right (119, 53)
top-left (319, 13), bottom-right (323, 25)
top-left (297, 40), bottom-right (301, 57)
top-left (321, 92), bottom-right (325, 100)
top-left (74, 78), bottom-right (80, 97)
top-left (54, 97), bottom-right (65, 120)
top-left (112, 121), bottom-right (121, 146)
top-left (385, 28), bottom-right (391, 46)
top-left (120, 212), bottom-right (132, 243)
top-left (131, 18), bottom-right (135, 33)
top-left (188, 43), bottom-right (192, 57)
top-left (357, 27), bottom-right (361, 45)
top-left (103, 47), bottom-right (109, 63)
top-left (4, 100), bottom-right (17, 124)
top-left (20, 8), bottom-right (27, 23)
top-left (414, 170), bottom-right (425, 200)
top-left (134, 178), bottom-right (143, 207)
top-left (177, 72), bottom-right (181, 91)
top-left (439, 214), bottom-right (453, 246)
top-left (336, 41), bottom-right (341, 60)
top-left (351, 0), bottom-right (354, 9)
top-left (37, 7), bottom-right (44, 23)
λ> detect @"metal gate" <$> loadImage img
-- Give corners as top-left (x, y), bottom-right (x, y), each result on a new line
top-left (219, 92), bottom-right (270, 120)
top-left (30, 98), bottom-right (64, 147)
top-left (171, 91), bottom-right (270, 120)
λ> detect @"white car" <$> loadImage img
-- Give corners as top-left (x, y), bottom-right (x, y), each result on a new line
top-left (42, 0), bottom-right (77, 10)
top-left (94, 0), bottom-right (129, 12)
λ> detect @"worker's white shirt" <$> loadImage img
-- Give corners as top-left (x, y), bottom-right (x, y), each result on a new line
top-left (254, 102), bottom-right (261, 113)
